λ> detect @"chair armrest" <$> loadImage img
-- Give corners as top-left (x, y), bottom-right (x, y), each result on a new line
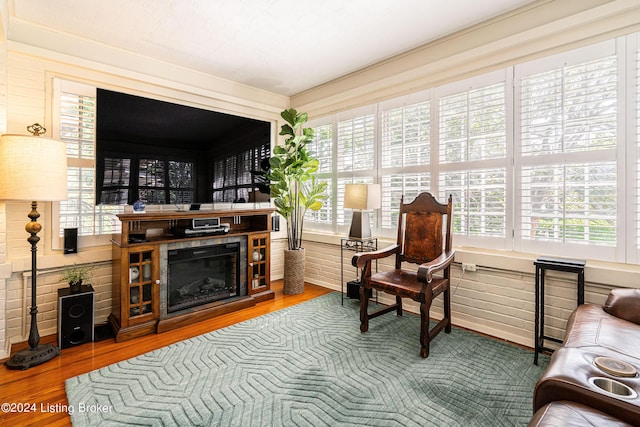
top-left (352, 244), bottom-right (400, 268)
top-left (603, 288), bottom-right (640, 324)
top-left (417, 250), bottom-right (456, 283)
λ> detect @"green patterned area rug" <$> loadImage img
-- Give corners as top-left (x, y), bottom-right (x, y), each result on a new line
top-left (66, 293), bottom-right (549, 426)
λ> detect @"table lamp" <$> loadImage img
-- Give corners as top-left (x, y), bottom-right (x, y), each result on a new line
top-left (1, 124), bottom-right (68, 370)
top-left (344, 183), bottom-right (380, 239)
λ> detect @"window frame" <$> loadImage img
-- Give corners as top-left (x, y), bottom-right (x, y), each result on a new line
top-left (513, 38), bottom-right (624, 262)
top-left (304, 33), bottom-right (640, 264)
top-left (51, 79), bottom-right (122, 249)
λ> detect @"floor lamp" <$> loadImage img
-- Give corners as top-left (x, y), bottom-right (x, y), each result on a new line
top-left (344, 184), bottom-right (380, 239)
top-left (1, 124), bottom-right (68, 370)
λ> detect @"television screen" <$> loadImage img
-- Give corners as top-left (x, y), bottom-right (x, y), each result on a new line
top-left (95, 89), bottom-right (271, 205)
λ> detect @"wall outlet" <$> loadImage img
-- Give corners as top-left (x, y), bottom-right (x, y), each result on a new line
top-left (462, 263), bottom-right (477, 272)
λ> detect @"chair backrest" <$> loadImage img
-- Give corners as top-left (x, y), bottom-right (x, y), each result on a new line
top-left (395, 192), bottom-right (453, 269)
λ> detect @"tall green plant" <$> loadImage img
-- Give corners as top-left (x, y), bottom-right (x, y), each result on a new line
top-left (267, 109), bottom-right (327, 251)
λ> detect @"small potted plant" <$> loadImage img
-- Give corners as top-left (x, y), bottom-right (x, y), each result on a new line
top-left (61, 264), bottom-right (94, 293)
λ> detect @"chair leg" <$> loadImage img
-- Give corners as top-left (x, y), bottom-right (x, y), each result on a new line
top-left (420, 300), bottom-right (432, 358)
top-left (360, 285), bottom-right (369, 333)
top-left (444, 286), bottom-right (452, 334)
top-left (395, 296), bottom-right (403, 316)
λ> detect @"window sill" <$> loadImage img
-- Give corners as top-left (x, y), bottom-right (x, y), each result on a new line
top-left (301, 230), bottom-right (640, 289)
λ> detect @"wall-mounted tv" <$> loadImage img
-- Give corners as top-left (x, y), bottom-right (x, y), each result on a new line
top-left (95, 89), bottom-right (271, 206)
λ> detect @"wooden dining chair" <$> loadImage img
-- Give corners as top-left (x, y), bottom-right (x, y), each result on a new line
top-left (352, 192), bottom-right (455, 358)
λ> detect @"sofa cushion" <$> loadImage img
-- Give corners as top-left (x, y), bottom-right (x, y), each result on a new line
top-left (528, 401), bottom-right (633, 427)
top-left (563, 304), bottom-right (640, 361)
top-left (603, 288), bottom-right (640, 325)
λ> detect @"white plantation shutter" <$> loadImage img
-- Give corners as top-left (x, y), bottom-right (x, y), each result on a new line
top-left (517, 43), bottom-right (618, 258)
top-left (337, 112), bottom-right (375, 173)
top-left (381, 173), bottom-right (429, 229)
top-left (55, 79), bottom-right (122, 240)
top-left (438, 78), bottom-right (508, 244)
top-left (309, 124), bottom-right (333, 174)
top-left (305, 124), bottom-right (333, 225)
top-left (380, 97), bottom-right (431, 230)
top-left (520, 58), bottom-right (617, 156)
top-left (521, 163), bottom-right (616, 243)
top-left (381, 101), bottom-right (430, 168)
top-left (336, 109), bottom-right (376, 231)
top-left (439, 169), bottom-right (506, 238)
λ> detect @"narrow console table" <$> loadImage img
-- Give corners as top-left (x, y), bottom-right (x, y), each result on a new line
top-left (534, 256), bottom-right (586, 365)
top-left (340, 237), bottom-right (377, 305)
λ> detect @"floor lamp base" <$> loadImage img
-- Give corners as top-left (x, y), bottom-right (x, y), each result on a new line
top-left (5, 343), bottom-right (60, 370)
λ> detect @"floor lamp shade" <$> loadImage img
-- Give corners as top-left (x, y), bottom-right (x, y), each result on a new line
top-left (1, 132), bottom-right (67, 370)
top-left (344, 184), bottom-right (380, 239)
top-left (0, 134), bottom-right (68, 201)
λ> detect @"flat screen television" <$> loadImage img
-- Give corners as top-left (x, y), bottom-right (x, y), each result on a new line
top-left (95, 89), bottom-right (271, 206)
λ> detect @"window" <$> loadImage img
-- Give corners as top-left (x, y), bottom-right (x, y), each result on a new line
top-left (53, 79), bottom-right (122, 245)
top-left (437, 76), bottom-right (509, 247)
top-left (515, 40), bottom-right (619, 259)
top-left (306, 33), bottom-right (640, 264)
top-left (335, 108), bottom-right (376, 229)
top-left (306, 123), bottom-right (333, 225)
top-left (380, 95), bottom-right (431, 230)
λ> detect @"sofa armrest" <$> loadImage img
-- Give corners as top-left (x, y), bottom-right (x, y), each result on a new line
top-left (603, 288), bottom-right (640, 325)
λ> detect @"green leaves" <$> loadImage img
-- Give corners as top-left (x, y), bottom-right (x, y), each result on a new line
top-left (267, 109), bottom-right (327, 250)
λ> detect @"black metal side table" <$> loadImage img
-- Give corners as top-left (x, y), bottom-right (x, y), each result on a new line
top-left (534, 256), bottom-right (585, 365)
top-left (340, 237), bottom-right (377, 305)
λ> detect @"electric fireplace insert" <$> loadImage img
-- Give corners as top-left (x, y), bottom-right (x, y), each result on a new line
top-left (167, 242), bottom-right (241, 313)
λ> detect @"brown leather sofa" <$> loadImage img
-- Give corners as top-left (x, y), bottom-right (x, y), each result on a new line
top-left (531, 288), bottom-right (640, 426)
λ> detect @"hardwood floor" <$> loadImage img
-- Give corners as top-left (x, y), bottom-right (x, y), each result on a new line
top-left (0, 281), bottom-right (332, 426)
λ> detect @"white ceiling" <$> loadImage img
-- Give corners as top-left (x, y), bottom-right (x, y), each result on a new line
top-left (8, 0), bottom-right (537, 96)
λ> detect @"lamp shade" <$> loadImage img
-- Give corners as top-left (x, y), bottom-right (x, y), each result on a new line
top-left (344, 183), bottom-right (380, 210)
top-left (0, 134), bottom-right (68, 201)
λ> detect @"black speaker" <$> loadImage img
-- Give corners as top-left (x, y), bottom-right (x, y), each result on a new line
top-left (272, 215), bottom-right (280, 231)
top-left (346, 280), bottom-right (372, 300)
top-left (58, 285), bottom-right (94, 349)
top-left (63, 227), bottom-right (78, 254)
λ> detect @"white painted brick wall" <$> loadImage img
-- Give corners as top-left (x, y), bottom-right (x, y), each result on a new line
top-left (5, 262), bottom-right (113, 342)
top-left (296, 239), bottom-right (614, 348)
top-left (0, 37), bottom-right (8, 357)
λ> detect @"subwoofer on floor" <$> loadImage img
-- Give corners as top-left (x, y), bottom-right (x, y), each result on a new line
top-left (58, 285), bottom-right (94, 349)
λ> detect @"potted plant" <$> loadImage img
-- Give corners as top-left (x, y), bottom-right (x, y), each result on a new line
top-left (61, 264), bottom-right (94, 293)
top-left (267, 108), bottom-right (327, 294)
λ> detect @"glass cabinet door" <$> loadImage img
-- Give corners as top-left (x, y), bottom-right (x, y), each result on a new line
top-left (249, 233), bottom-right (269, 294)
top-left (128, 249), bottom-right (155, 322)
